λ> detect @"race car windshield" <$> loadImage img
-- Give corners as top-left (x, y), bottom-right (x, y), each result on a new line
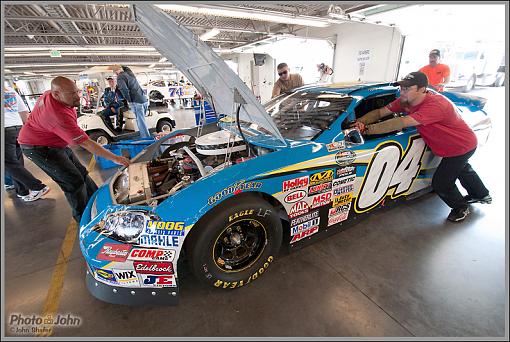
top-left (251, 91), bottom-right (353, 141)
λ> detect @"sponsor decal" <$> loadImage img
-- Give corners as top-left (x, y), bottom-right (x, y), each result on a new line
top-left (326, 141), bottom-right (346, 152)
top-left (145, 221), bottom-right (185, 236)
top-left (335, 150), bottom-right (356, 167)
top-left (336, 166), bottom-right (356, 178)
top-left (284, 189), bottom-right (307, 204)
top-left (310, 192), bottom-right (332, 209)
top-left (308, 182), bottom-right (332, 196)
top-left (328, 203), bottom-right (352, 226)
top-left (134, 261), bottom-right (174, 275)
top-left (282, 176), bottom-right (309, 192)
top-left (96, 243), bottom-right (132, 262)
top-left (94, 267), bottom-right (117, 285)
top-left (356, 137), bottom-right (426, 212)
top-left (290, 210), bottom-right (319, 227)
top-left (332, 175), bottom-right (355, 188)
top-left (213, 256), bottom-right (273, 289)
top-left (309, 170), bottom-right (334, 186)
top-left (291, 217), bottom-right (320, 236)
top-left (139, 274), bottom-right (176, 287)
top-left (112, 269), bottom-right (140, 286)
top-left (288, 201), bottom-right (309, 218)
top-left (290, 225), bottom-right (319, 243)
top-left (128, 248), bottom-right (175, 262)
top-left (208, 180), bottom-right (262, 205)
top-left (333, 184), bottom-right (354, 196)
top-left (333, 193), bottom-right (353, 207)
top-left (229, 209), bottom-right (254, 222)
top-left (138, 234), bottom-right (179, 248)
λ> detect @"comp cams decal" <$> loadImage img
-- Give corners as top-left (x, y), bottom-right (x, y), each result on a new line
top-left (355, 136), bottom-right (426, 213)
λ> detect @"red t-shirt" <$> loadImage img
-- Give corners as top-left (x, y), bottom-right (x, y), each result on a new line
top-left (419, 64), bottom-right (450, 91)
top-left (386, 92), bottom-right (477, 157)
top-left (18, 91), bottom-right (89, 148)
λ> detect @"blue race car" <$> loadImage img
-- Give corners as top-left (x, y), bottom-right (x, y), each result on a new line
top-left (78, 5), bottom-right (492, 306)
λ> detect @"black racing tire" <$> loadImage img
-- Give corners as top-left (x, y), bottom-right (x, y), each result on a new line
top-left (88, 130), bottom-right (111, 145)
top-left (156, 119), bottom-right (173, 133)
top-left (187, 196), bottom-right (282, 289)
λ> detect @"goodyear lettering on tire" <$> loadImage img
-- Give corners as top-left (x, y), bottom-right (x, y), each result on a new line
top-left (213, 256), bottom-right (274, 289)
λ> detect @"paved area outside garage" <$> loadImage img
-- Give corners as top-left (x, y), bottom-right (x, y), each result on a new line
top-left (3, 87), bottom-right (507, 337)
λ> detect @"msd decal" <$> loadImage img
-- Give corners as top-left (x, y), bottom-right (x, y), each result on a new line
top-left (310, 192), bottom-right (332, 209)
top-left (128, 248), bottom-right (175, 262)
top-left (134, 261), bottom-right (175, 275)
top-left (355, 136), bottom-right (426, 213)
top-left (139, 274), bottom-right (177, 287)
top-left (290, 225), bottom-right (319, 243)
top-left (96, 243), bottom-right (132, 262)
top-left (284, 189), bottom-right (307, 204)
top-left (282, 176), bottom-right (309, 192)
top-left (289, 201), bottom-right (309, 218)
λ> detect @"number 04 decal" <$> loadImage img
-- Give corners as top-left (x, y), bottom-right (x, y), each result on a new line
top-left (355, 136), bottom-right (426, 213)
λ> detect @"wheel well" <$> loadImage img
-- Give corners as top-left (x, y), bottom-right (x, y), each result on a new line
top-left (183, 191), bottom-right (289, 256)
top-left (157, 118), bottom-right (174, 126)
top-left (87, 129), bottom-right (110, 137)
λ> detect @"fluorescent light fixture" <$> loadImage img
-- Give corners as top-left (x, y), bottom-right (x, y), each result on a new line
top-left (148, 63), bottom-right (156, 68)
top-left (157, 4), bottom-right (330, 28)
top-left (26, 34), bottom-right (35, 39)
top-left (5, 69), bottom-right (12, 73)
top-left (23, 72), bottom-right (37, 75)
top-left (199, 28), bottom-right (221, 41)
top-left (158, 57), bottom-right (168, 63)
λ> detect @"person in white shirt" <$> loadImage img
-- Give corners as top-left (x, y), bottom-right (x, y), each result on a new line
top-left (4, 86), bottom-right (50, 202)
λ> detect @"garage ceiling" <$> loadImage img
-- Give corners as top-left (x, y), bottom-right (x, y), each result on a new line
top-left (3, 3), bottom-right (403, 79)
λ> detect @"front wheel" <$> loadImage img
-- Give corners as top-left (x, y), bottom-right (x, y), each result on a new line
top-left (156, 119), bottom-right (173, 133)
top-left (88, 131), bottom-right (111, 145)
top-left (187, 196), bottom-right (282, 289)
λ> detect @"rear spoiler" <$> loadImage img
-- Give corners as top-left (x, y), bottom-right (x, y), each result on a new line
top-left (440, 91), bottom-right (487, 112)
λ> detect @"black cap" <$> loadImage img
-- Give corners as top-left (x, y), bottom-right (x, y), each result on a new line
top-left (397, 71), bottom-right (428, 88)
top-left (429, 49), bottom-right (440, 57)
top-left (106, 77), bottom-right (114, 80)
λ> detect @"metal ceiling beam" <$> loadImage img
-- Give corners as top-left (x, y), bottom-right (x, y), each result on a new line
top-left (4, 32), bottom-right (147, 39)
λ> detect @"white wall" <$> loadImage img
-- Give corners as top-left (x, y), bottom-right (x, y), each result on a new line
top-left (295, 21), bottom-right (404, 83)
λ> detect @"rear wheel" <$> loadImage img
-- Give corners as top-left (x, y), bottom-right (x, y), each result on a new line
top-left (88, 131), bottom-right (111, 145)
top-left (187, 196), bottom-right (282, 289)
top-left (463, 75), bottom-right (476, 92)
top-left (156, 119), bottom-right (173, 133)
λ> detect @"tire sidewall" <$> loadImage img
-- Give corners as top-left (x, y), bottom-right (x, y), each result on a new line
top-left (157, 120), bottom-right (172, 133)
top-left (189, 197), bottom-right (282, 289)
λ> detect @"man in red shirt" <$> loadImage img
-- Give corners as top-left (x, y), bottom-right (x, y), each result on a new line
top-left (352, 71), bottom-right (490, 222)
top-left (419, 49), bottom-right (450, 92)
top-left (18, 76), bottom-right (130, 223)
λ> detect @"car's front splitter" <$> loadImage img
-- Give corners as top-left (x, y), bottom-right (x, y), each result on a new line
top-left (85, 272), bottom-right (179, 306)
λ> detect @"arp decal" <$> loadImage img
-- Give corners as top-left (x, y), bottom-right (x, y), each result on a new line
top-left (309, 170), bottom-right (334, 186)
top-left (289, 201), bottom-right (309, 218)
top-left (355, 136), bottom-right (426, 213)
top-left (96, 243), bottom-right (132, 262)
top-left (128, 248), bottom-right (175, 262)
top-left (290, 225), bottom-right (319, 243)
top-left (139, 274), bottom-right (176, 287)
top-left (328, 203), bottom-right (352, 226)
top-left (290, 210), bottom-right (319, 227)
top-left (308, 182), bottom-right (332, 196)
top-left (335, 150), bottom-right (356, 167)
top-left (284, 190), bottom-right (307, 204)
top-left (282, 176), bottom-right (309, 192)
top-left (310, 192), bottom-right (332, 209)
top-left (134, 261), bottom-right (175, 275)
top-left (145, 221), bottom-right (185, 236)
top-left (112, 270), bottom-right (140, 286)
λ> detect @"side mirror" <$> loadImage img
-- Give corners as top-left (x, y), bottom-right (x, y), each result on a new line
top-left (344, 128), bottom-right (364, 146)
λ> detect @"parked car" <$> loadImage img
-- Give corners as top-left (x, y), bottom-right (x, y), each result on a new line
top-left (78, 4), bottom-right (492, 306)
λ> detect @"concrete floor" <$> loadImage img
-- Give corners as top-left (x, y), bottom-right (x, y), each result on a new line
top-left (3, 88), bottom-right (507, 337)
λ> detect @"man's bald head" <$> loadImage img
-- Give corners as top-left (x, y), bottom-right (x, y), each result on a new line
top-left (51, 76), bottom-right (81, 108)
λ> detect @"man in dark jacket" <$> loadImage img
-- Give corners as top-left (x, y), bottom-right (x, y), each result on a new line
top-left (111, 65), bottom-right (150, 138)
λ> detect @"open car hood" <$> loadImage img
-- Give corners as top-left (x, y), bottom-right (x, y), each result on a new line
top-left (133, 4), bottom-right (287, 147)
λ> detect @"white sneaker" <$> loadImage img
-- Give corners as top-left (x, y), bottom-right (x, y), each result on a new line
top-left (17, 186), bottom-right (50, 202)
top-left (5, 184), bottom-right (15, 191)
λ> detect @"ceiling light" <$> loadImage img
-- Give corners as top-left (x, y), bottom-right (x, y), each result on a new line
top-left (156, 4), bottom-right (330, 28)
top-left (199, 28), bottom-right (221, 41)
top-left (23, 72), bottom-right (37, 75)
top-left (148, 63), bottom-right (156, 68)
top-left (26, 34), bottom-right (35, 39)
top-left (158, 57), bottom-right (168, 63)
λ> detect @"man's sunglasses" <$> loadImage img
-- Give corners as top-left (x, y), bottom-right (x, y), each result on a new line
top-left (278, 70), bottom-right (288, 76)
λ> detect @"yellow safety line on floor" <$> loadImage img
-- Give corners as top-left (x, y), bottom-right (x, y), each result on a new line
top-left (36, 155), bottom-right (95, 336)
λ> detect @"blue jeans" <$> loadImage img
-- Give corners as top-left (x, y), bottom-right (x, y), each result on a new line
top-left (129, 102), bottom-right (150, 138)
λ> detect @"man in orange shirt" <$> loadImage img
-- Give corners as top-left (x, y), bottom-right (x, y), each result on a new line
top-left (419, 49), bottom-right (450, 92)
